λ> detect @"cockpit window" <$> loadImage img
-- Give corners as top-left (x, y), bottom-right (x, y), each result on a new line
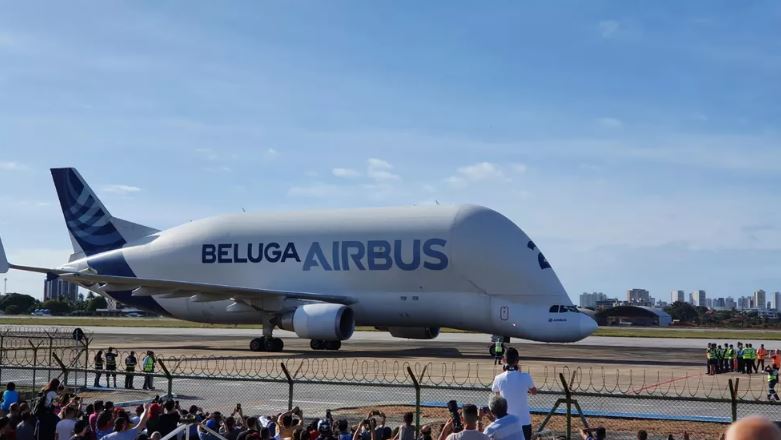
top-left (550, 305), bottom-right (579, 313)
top-left (565, 305), bottom-right (579, 313)
top-left (549, 305), bottom-right (559, 313)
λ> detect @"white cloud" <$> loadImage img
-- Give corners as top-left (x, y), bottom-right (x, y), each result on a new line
top-left (598, 20), bottom-right (620, 39)
top-left (101, 184), bottom-right (141, 194)
top-left (0, 161), bottom-right (28, 171)
top-left (332, 168), bottom-right (361, 178)
top-left (264, 148), bottom-right (279, 159)
top-left (597, 117), bottom-right (623, 128)
top-left (367, 158), bottom-right (401, 182)
top-left (457, 162), bottom-right (506, 181)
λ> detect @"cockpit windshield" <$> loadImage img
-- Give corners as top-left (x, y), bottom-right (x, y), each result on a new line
top-left (549, 305), bottom-right (579, 313)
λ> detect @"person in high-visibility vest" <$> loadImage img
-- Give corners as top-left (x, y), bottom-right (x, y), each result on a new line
top-left (725, 345), bottom-right (735, 373)
top-left (758, 344), bottom-right (768, 371)
top-left (124, 351), bottom-right (137, 389)
top-left (706, 344), bottom-right (715, 376)
top-left (493, 341), bottom-right (505, 365)
top-left (745, 344), bottom-right (756, 375)
top-left (773, 349), bottom-right (781, 370)
top-left (142, 350), bottom-right (156, 391)
top-left (736, 343), bottom-right (745, 374)
top-left (766, 365), bottom-right (779, 401)
top-left (715, 345), bottom-right (724, 374)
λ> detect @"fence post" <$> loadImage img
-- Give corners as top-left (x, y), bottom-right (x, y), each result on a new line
top-left (281, 363), bottom-right (295, 411)
top-left (29, 340), bottom-right (39, 391)
top-left (0, 334), bottom-right (4, 385)
top-left (82, 337), bottom-right (91, 387)
top-left (157, 359), bottom-right (174, 400)
top-left (728, 378), bottom-right (740, 422)
top-left (46, 331), bottom-right (54, 381)
top-left (52, 353), bottom-right (69, 385)
top-left (406, 366), bottom-right (427, 438)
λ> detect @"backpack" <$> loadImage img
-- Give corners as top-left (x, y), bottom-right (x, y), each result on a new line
top-left (31, 392), bottom-right (47, 416)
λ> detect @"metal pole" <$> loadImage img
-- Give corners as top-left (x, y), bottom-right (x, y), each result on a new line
top-left (728, 378), bottom-right (740, 422)
top-left (406, 366), bottom-right (427, 438)
top-left (281, 363), bottom-right (295, 411)
top-left (29, 340), bottom-right (38, 392)
top-left (47, 333), bottom-right (53, 381)
top-left (0, 335), bottom-right (4, 386)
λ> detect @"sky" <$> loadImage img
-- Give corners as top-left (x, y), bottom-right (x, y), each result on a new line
top-left (1, 1), bottom-right (780, 303)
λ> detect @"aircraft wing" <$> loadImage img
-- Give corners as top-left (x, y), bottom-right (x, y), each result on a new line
top-left (4, 263), bottom-right (355, 306)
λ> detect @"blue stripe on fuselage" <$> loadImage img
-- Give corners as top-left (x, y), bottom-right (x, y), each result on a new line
top-left (86, 251), bottom-right (172, 317)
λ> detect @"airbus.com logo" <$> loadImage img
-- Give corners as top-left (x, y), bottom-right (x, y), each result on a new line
top-left (201, 239), bottom-right (449, 271)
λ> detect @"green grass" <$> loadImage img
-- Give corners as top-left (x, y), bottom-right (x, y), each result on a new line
top-left (594, 327), bottom-right (781, 340)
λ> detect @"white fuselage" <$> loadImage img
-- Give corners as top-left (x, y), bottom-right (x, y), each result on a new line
top-left (62, 204), bottom-right (596, 342)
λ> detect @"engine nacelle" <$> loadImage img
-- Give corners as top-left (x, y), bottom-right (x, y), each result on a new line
top-left (279, 304), bottom-right (355, 341)
top-left (384, 326), bottom-right (440, 340)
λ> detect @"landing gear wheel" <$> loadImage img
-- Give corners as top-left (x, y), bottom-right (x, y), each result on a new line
top-left (310, 339), bottom-right (325, 350)
top-left (250, 338), bottom-right (266, 352)
top-left (325, 340), bottom-right (341, 351)
top-left (266, 337), bottom-right (284, 352)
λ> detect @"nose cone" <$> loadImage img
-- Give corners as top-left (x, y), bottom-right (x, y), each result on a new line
top-left (579, 314), bottom-right (598, 339)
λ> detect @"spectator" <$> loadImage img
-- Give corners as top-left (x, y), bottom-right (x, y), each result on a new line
top-left (277, 408), bottom-right (303, 440)
top-left (418, 426), bottom-right (432, 440)
top-left (88, 402), bottom-right (104, 433)
top-left (437, 405), bottom-right (488, 440)
top-left (637, 431), bottom-right (647, 440)
top-left (579, 428), bottom-right (605, 440)
top-left (41, 380), bottom-right (61, 410)
top-left (149, 433), bottom-right (161, 440)
top-left (316, 422), bottom-right (336, 440)
top-left (2, 384), bottom-right (19, 414)
top-left (199, 412), bottom-right (223, 440)
top-left (94, 411), bottom-right (114, 440)
top-left (93, 352), bottom-right (104, 388)
top-left (391, 413), bottom-right (414, 440)
top-left (69, 421), bottom-right (89, 440)
top-left (8, 402), bottom-right (21, 428)
top-left (102, 404), bottom-right (150, 440)
top-left (482, 396), bottom-right (523, 440)
top-left (54, 407), bottom-right (78, 440)
top-left (154, 401), bottom-right (179, 438)
top-left (237, 417), bottom-right (260, 440)
top-left (0, 418), bottom-right (11, 440)
top-left (335, 421), bottom-right (351, 440)
top-left (221, 416), bottom-right (241, 440)
top-left (725, 416), bottom-right (781, 440)
top-left (491, 348), bottom-right (536, 440)
top-left (16, 412), bottom-right (35, 440)
top-left (34, 405), bottom-right (59, 440)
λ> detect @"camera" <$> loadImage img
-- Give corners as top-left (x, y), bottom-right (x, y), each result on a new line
top-left (446, 400), bottom-right (462, 433)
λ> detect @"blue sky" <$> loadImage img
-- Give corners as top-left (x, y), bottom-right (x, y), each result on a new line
top-left (1, 2), bottom-right (780, 302)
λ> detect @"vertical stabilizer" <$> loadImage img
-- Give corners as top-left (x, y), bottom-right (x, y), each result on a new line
top-left (50, 168), bottom-right (158, 256)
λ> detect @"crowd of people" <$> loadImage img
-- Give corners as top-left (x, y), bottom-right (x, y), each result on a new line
top-left (0, 345), bottom-right (778, 440)
top-left (705, 342), bottom-right (781, 401)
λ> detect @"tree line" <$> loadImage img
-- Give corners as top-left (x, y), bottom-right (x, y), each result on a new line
top-left (0, 292), bottom-right (107, 315)
top-left (665, 301), bottom-right (781, 328)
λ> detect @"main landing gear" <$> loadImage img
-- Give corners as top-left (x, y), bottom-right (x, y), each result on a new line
top-left (249, 336), bottom-right (284, 352)
top-left (310, 339), bottom-right (342, 351)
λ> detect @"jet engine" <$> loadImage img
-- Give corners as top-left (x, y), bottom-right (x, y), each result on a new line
top-left (384, 326), bottom-right (440, 340)
top-left (279, 304), bottom-right (355, 341)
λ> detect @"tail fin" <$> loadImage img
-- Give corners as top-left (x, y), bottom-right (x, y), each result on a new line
top-left (51, 168), bottom-right (159, 257)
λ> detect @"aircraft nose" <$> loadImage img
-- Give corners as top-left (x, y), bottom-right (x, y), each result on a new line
top-left (579, 314), bottom-right (598, 338)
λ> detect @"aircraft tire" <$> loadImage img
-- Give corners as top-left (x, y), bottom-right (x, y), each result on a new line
top-left (250, 338), bottom-right (266, 352)
top-left (325, 340), bottom-right (341, 351)
top-left (310, 339), bottom-right (325, 350)
top-left (267, 337), bottom-right (284, 352)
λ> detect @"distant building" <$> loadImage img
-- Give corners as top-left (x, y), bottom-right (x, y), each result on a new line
top-left (627, 289), bottom-right (651, 306)
top-left (595, 306), bottom-right (672, 327)
top-left (754, 290), bottom-right (767, 310)
top-left (43, 275), bottom-right (77, 302)
top-left (671, 290), bottom-right (685, 303)
top-left (725, 297), bottom-right (736, 309)
top-left (579, 292), bottom-right (607, 308)
top-left (713, 297), bottom-right (726, 309)
top-left (595, 298), bottom-right (621, 311)
top-left (738, 296), bottom-right (751, 310)
top-left (775, 292), bottom-right (781, 310)
top-left (688, 292), bottom-right (696, 306)
top-left (692, 290), bottom-right (707, 308)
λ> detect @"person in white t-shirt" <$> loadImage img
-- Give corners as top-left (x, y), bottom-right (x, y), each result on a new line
top-left (490, 347), bottom-right (537, 440)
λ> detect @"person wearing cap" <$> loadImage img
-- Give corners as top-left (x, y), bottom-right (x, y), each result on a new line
top-left (315, 420), bottom-right (337, 440)
top-left (491, 347), bottom-right (536, 440)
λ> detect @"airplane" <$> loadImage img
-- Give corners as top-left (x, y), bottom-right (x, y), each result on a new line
top-left (0, 168), bottom-right (597, 352)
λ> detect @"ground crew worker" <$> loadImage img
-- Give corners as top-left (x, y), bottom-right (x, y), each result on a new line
top-left (706, 343), bottom-right (716, 375)
top-left (773, 349), bottom-right (781, 370)
top-left (104, 347), bottom-right (118, 388)
top-left (726, 345), bottom-right (735, 373)
top-left (493, 340), bottom-right (505, 366)
top-left (767, 365), bottom-right (779, 401)
top-left (745, 344), bottom-right (756, 375)
top-left (715, 344), bottom-right (724, 374)
top-left (758, 344), bottom-right (768, 371)
top-left (124, 351), bottom-right (137, 389)
top-left (142, 350), bottom-right (155, 390)
top-left (737, 343), bottom-right (745, 374)
top-left (93, 350), bottom-right (104, 387)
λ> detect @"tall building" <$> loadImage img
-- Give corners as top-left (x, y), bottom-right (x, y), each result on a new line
top-left (692, 290), bottom-right (706, 307)
top-left (738, 296), bottom-right (750, 310)
top-left (627, 288), bottom-right (651, 305)
top-left (43, 277), bottom-right (78, 302)
top-left (688, 292), bottom-right (696, 305)
top-left (775, 292), bottom-right (781, 310)
top-left (579, 292), bottom-right (607, 308)
top-left (725, 297), bottom-right (736, 309)
top-left (754, 290), bottom-right (767, 310)
top-left (671, 290), bottom-right (685, 303)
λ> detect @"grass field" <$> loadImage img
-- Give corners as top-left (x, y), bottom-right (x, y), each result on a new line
top-left (3, 316), bottom-right (781, 340)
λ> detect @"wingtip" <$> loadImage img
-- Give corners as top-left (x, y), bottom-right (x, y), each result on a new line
top-left (0, 236), bottom-right (9, 274)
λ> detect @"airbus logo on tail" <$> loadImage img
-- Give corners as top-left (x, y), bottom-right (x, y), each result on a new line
top-left (202, 239), bottom-right (449, 271)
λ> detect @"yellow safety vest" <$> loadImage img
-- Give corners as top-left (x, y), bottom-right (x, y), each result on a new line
top-left (142, 356), bottom-right (154, 372)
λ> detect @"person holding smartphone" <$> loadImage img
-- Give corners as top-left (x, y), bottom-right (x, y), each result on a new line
top-left (437, 405), bottom-right (488, 440)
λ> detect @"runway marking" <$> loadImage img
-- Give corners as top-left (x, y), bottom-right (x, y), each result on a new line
top-left (630, 372), bottom-right (702, 394)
